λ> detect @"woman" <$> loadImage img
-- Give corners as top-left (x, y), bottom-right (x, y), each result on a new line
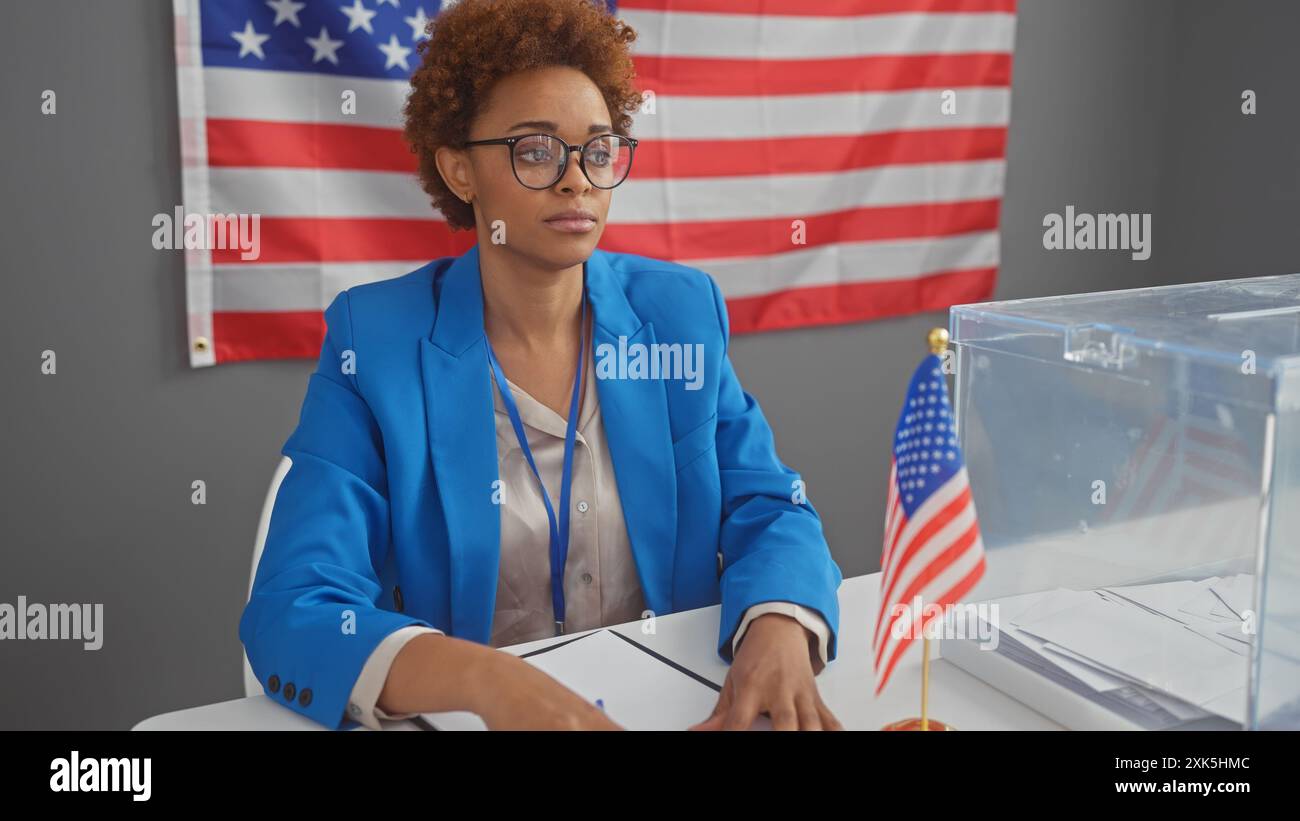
top-left (240, 0), bottom-right (843, 730)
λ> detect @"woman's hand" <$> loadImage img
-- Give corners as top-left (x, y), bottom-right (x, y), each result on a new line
top-left (378, 633), bottom-right (621, 730)
top-left (689, 613), bottom-right (842, 731)
top-left (473, 651), bottom-right (624, 730)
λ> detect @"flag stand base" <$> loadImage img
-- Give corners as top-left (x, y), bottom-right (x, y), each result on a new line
top-left (880, 716), bottom-right (956, 731)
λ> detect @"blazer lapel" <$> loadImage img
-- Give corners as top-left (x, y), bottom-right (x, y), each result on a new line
top-left (586, 251), bottom-right (678, 615)
top-left (420, 244), bottom-right (500, 642)
top-left (418, 245), bottom-right (679, 639)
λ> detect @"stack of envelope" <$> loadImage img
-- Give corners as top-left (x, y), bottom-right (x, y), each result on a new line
top-left (959, 576), bottom-right (1253, 728)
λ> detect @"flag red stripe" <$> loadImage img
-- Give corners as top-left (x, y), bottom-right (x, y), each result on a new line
top-left (725, 266), bottom-right (996, 335)
top-left (632, 53), bottom-right (1012, 96)
top-left (207, 270), bottom-right (994, 361)
top-left (1128, 419), bottom-right (1167, 476)
top-left (875, 554), bottom-right (986, 694)
top-left (1183, 450), bottom-right (1255, 491)
top-left (874, 486), bottom-right (972, 640)
top-left (882, 505), bottom-right (902, 570)
top-left (1186, 423), bottom-right (1250, 453)
top-left (635, 129), bottom-right (1009, 178)
top-left (1101, 418), bottom-right (1166, 523)
top-left (212, 310), bottom-right (325, 362)
top-left (882, 470), bottom-right (903, 562)
top-left (211, 202), bottom-right (999, 265)
top-left (601, 201), bottom-right (1002, 259)
top-left (620, 0), bottom-right (1017, 15)
top-left (210, 218), bottom-right (471, 265)
top-left (207, 119), bottom-right (417, 172)
top-left (1182, 477), bottom-right (1235, 505)
top-left (207, 119), bottom-right (1007, 178)
top-left (883, 501), bottom-right (904, 571)
top-left (1130, 440), bottom-right (1178, 519)
top-left (874, 518), bottom-right (980, 668)
top-left (884, 487), bottom-right (909, 577)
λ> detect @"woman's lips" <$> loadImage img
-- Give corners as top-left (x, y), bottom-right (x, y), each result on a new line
top-left (544, 217), bottom-right (598, 233)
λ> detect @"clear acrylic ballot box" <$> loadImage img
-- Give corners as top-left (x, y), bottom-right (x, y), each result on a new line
top-left (944, 274), bottom-right (1300, 730)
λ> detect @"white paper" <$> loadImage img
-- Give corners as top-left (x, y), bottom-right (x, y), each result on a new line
top-left (1200, 686), bottom-right (1247, 724)
top-left (1103, 579), bottom-right (1219, 622)
top-left (1177, 588), bottom-right (1241, 626)
top-left (420, 629), bottom-right (726, 730)
top-left (1014, 594), bottom-right (1246, 707)
top-left (994, 591), bottom-right (1125, 691)
top-left (1210, 574), bottom-right (1255, 619)
top-left (1008, 588), bottom-right (1100, 629)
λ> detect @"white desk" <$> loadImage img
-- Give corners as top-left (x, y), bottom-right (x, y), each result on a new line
top-left (133, 573), bottom-right (1062, 731)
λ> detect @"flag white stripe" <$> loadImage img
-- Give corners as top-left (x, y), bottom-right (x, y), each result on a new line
top-left (610, 160), bottom-right (1007, 222)
top-left (883, 464), bottom-right (900, 534)
top-left (175, 0), bottom-right (216, 366)
top-left (203, 66), bottom-right (1010, 137)
top-left (208, 231), bottom-right (996, 310)
top-left (204, 67), bottom-right (409, 128)
top-left (211, 261), bottom-right (426, 311)
top-left (210, 160), bottom-right (1005, 221)
top-left (1113, 422), bottom-right (1254, 523)
top-left (883, 466), bottom-right (903, 547)
top-left (875, 543), bottom-right (985, 674)
top-left (877, 468), bottom-right (970, 607)
top-left (873, 469), bottom-right (973, 641)
top-left (873, 498), bottom-right (977, 650)
top-left (698, 231), bottom-right (999, 299)
top-left (874, 535), bottom-right (985, 673)
top-left (623, 10), bottom-right (1017, 59)
top-left (208, 167), bottom-right (429, 218)
top-left (883, 491), bottom-right (903, 571)
top-left (1110, 423), bottom-right (1175, 521)
top-left (881, 497), bottom-right (977, 617)
top-left (629, 88), bottom-right (1011, 140)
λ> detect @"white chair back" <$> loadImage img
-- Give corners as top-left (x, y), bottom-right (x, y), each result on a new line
top-left (243, 456), bottom-right (293, 697)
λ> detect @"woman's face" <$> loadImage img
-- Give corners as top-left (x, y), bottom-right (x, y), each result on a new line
top-left (446, 65), bottom-right (619, 272)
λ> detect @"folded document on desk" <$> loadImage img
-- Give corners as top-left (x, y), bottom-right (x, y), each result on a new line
top-left (420, 629), bottom-right (725, 730)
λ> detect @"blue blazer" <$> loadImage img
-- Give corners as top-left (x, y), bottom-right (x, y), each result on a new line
top-left (239, 243), bottom-right (843, 728)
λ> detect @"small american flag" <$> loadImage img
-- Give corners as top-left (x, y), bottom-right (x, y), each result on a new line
top-left (873, 351), bottom-right (986, 694)
top-left (173, 0), bottom-right (1016, 366)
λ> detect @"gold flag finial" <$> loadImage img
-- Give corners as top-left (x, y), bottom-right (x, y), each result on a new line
top-left (927, 327), bottom-right (949, 356)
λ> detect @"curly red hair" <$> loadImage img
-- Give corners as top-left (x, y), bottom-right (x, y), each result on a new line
top-left (403, 0), bottom-right (641, 231)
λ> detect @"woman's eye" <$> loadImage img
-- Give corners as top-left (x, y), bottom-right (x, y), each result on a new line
top-left (519, 148), bottom-right (554, 164)
top-left (587, 150), bottom-right (611, 166)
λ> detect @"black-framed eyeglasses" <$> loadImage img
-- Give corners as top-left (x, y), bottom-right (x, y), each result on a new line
top-left (463, 132), bottom-right (638, 190)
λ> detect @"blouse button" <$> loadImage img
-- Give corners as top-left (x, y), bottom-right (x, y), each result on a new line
top-left (581, 573), bottom-right (593, 585)
top-left (576, 500), bottom-right (590, 514)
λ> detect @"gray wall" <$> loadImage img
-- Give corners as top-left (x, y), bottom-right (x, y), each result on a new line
top-left (2, 1), bottom-right (1297, 729)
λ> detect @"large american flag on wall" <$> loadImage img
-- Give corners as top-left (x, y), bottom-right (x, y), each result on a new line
top-left (173, 0), bottom-right (1016, 366)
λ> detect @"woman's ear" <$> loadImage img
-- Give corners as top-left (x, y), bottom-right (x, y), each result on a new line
top-left (434, 145), bottom-right (474, 203)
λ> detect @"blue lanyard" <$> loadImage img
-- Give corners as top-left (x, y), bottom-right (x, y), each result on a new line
top-left (484, 284), bottom-right (587, 636)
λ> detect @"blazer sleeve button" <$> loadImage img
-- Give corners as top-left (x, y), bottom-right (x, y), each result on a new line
top-left (267, 674), bottom-right (281, 694)
top-left (283, 682), bottom-right (297, 701)
top-left (298, 688), bottom-right (313, 708)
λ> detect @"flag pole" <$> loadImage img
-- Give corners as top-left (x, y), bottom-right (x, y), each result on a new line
top-left (882, 327), bottom-right (955, 732)
top-left (921, 635), bottom-right (931, 731)
top-left (920, 327), bottom-right (947, 733)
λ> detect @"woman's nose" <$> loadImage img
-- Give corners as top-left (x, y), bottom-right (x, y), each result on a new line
top-left (556, 148), bottom-right (592, 194)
